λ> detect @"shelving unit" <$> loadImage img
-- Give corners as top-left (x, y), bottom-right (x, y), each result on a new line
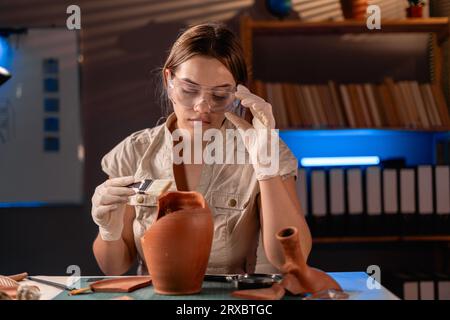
top-left (239, 15), bottom-right (450, 247)
top-left (240, 16), bottom-right (450, 87)
top-left (313, 235), bottom-right (450, 244)
top-left (240, 16), bottom-right (450, 131)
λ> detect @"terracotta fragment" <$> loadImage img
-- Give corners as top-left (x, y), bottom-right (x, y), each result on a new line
top-left (90, 276), bottom-right (152, 293)
top-left (69, 276), bottom-right (152, 295)
top-left (111, 295), bottom-right (135, 300)
top-left (0, 275), bottom-right (37, 299)
top-left (0, 275), bottom-right (19, 299)
top-left (231, 283), bottom-right (285, 300)
top-left (7, 272), bottom-right (28, 282)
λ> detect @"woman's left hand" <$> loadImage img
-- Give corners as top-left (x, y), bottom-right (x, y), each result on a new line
top-left (226, 84), bottom-right (275, 130)
top-left (225, 84), bottom-right (279, 180)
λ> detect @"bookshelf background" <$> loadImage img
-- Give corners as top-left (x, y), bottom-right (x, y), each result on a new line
top-left (254, 79), bottom-right (450, 130)
top-left (240, 15), bottom-right (450, 298)
top-left (241, 17), bottom-right (450, 129)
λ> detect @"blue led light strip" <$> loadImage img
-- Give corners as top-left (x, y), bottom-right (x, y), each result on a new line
top-left (301, 156), bottom-right (380, 167)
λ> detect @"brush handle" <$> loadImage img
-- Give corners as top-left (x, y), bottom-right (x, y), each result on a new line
top-left (69, 287), bottom-right (92, 296)
top-left (27, 276), bottom-right (76, 291)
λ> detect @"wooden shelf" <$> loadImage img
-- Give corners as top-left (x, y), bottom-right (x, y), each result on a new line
top-left (241, 16), bottom-right (450, 78)
top-left (280, 126), bottom-right (450, 132)
top-left (244, 17), bottom-right (450, 40)
top-left (240, 15), bottom-right (450, 130)
top-left (313, 235), bottom-right (450, 244)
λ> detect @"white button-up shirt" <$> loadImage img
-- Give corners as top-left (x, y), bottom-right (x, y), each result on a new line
top-left (101, 112), bottom-right (298, 275)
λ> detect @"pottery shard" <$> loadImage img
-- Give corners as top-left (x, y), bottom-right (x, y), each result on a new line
top-left (0, 275), bottom-right (19, 299)
top-left (89, 276), bottom-right (152, 293)
top-left (231, 283), bottom-right (285, 300)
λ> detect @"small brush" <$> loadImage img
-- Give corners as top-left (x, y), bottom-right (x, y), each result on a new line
top-left (127, 179), bottom-right (173, 196)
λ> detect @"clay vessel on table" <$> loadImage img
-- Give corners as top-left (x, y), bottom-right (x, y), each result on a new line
top-left (141, 191), bottom-right (213, 295)
top-left (232, 226), bottom-right (344, 300)
top-left (276, 227), bottom-right (342, 295)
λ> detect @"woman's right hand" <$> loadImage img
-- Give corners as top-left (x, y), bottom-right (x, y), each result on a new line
top-left (91, 176), bottom-right (136, 241)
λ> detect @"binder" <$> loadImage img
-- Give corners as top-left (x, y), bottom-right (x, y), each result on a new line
top-left (383, 272), bottom-right (418, 300)
top-left (347, 168), bottom-right (365, 236)
top-left (403, 279), bottom-right (419, 300)
top-left (383, 168), bottom-right (400, 235)
top-left (435, 273), bottom-right (450, 300)
top-left (400, 168), bottom-right (416, 214)
top-left (329, 168), bottom-right (346, 236)
top-left (296, 169), bottom-right (309, 216)
top-left (347, 168), bottom-right (363, 215)
top-left (329, 168), bottom-right (345, 215)
top-left (383, 169), bottom-right (398, 215)
top-left (417, 165), bottom-right (434, 234)
top-left (366, 166), bottom-right (382, 215)
top-left (416, 272), bottom-right (435, 300)
top-left (311, 170), bottom-right (327, 217)
top-left (310, 170), bottom-right (328, 237)
top-left (417, 165), bottom-right (433, 215)
top-left (400, 168), bottom-right (417, 235)
top-left (435, 165), bottom-right (450, 215)
top-left (434, 165), bottom-right (450, 234)
top-left (365, 166), bottom-right (383, 235)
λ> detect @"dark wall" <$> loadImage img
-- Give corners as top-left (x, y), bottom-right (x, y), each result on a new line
top-left (0, 0), bottom-right (277, 275)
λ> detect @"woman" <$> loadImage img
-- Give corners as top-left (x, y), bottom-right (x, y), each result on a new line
top-left (91, 22), bottom-right (312, 276)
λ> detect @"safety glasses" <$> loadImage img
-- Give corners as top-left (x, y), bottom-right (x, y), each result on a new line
top-left (168, 75), bottom-right (238, 113)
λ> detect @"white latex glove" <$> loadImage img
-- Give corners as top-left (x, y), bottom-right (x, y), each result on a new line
top-left (91, 176), bottom-right (136, 241)
top-left (235, 84), bottom-right (275, 129)
top-left (225, 84), bottom-right (279, 180)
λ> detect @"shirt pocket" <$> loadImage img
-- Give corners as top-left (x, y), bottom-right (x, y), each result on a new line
top-left (210, 191), bottom-right (249, 213)
top-left (210, 191), bottom-right (251, 234)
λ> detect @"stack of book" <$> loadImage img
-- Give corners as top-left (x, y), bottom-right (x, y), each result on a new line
top-left (254, 79), bottom-right (450, 129)
top-left (295, 165), bottom-right (450, 237)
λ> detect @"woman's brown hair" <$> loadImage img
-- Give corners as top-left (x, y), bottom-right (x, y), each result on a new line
top-left (159, 22), bottom-right (248, 116)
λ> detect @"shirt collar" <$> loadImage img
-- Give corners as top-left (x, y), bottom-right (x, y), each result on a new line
top-left (163, 112), bottom-right (234, 137)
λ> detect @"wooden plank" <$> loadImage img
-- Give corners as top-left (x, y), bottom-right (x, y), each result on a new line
top-left (247, 18), bottom-right (449, 37)
top-left (313, 235), bottom-right (450, 243)
top-left (283, 126), bottom-right (450, 132)
top-left (239, 14), bottom-right (253, 83)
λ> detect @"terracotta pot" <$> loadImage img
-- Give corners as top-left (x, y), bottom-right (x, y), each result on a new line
top-left (342, 0), bottom-right (368, 20)
top-left (141, 191), bottom-right (213, 295)
top-left (406, 6), bottom-right (423, 18)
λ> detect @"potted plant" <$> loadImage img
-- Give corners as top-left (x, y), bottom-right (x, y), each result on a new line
top-left (406, 0), bottom-right (425, 18)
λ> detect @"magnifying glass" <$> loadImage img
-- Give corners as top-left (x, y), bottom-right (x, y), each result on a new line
top-left (204, 273), bottom-right (282, 290)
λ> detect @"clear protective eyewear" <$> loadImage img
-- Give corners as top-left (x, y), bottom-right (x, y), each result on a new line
top-left (168, 75), bottom-right (239, 113)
